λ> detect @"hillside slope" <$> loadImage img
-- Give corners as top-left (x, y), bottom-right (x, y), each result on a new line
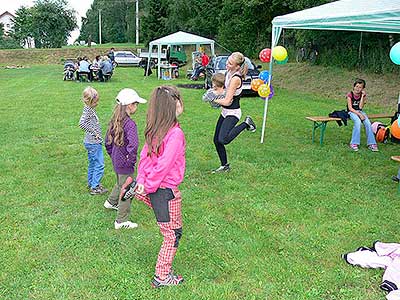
top-left (1, 47), bottom-right (398, 109)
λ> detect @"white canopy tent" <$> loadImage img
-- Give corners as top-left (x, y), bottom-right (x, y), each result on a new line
top-left (146, 31), bottom-right (215, 79)
top-left (261, 0), bottom-right (400, 143)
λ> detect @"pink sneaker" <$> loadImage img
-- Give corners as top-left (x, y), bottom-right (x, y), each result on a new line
top-left (368, 144), bottom-right (379, 152)
top-left (349, 144), bottom-right (359, 152)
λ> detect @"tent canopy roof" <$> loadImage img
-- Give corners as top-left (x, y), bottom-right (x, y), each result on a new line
top-left (272, 0), bottom-right (400, 34)
top-left (149, 31), bottom-right (215, 46)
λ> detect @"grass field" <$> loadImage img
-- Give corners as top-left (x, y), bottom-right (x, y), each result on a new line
top-left (0, 64), bottom-right (399, 300)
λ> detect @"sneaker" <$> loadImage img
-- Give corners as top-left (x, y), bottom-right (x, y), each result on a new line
top-left (392, 176), bottom-right (400, 183)
top-left (104, 200), bottom-right (118, 211)
top-left (349, 144), bottom-right (359, 152)
top-left (368, 144), bottom-right (379, 152)
top-left (244, 116), bottom-right (256, 132)
top-left (151, 273), bottom-right (184, 288)
top-left (120, 178), bottom-right (137, 201)
top-left (212, 164), bottom-right (230, 174)
top-left (90, 185), bottom-right (108, 195)
top-left (114, 220), bottom-right (138, 229)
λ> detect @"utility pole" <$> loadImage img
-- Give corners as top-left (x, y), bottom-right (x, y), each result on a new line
top-left (135, 0), bottom-right (139, 45)
top-left (98, 9), bottom-right (102, 44)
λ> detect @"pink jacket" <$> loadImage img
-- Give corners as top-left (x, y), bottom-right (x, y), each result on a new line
top-left (136, 123), bottom-right (186, 194)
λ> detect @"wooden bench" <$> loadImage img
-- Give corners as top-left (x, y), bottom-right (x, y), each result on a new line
top-left (306, 113), bottom-right (394, 145)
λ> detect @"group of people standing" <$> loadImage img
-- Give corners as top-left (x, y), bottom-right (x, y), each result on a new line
top-left (78, 51), bottom-right (257, 288)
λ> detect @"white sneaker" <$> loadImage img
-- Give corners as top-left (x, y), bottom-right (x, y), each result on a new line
top-left (104, 200), bottom-right (118, 211)
top-left (114, 221), bottom-right (138, 229)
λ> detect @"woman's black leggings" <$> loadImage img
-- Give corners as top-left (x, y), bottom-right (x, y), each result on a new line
top-left (213, 114), bottom-right (248, 166)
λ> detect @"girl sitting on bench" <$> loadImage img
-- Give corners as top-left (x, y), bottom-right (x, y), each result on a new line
top-left (347, 78), bottom-right (378, 152)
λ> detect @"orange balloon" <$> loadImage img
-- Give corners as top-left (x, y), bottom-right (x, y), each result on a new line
top-left (392, 120), bottom-right (400, 139)
top-left (251, 79), bottom-right (264, 92)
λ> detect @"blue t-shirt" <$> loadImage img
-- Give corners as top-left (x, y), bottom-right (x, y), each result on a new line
top-left (79, 60), bottom-right (90, 72)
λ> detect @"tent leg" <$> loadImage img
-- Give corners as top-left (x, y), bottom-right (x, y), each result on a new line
top-left (260, 99), bottom-right (269, 143)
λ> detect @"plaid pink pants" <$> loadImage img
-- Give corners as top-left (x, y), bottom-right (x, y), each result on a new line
top-left (135, 188), bottom-right (182, 278)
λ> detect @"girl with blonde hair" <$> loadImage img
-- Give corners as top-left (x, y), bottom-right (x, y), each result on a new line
top-left (79, 86), bottom-right (108, 195)
top-left (212, 51), bottom-right (256, 173)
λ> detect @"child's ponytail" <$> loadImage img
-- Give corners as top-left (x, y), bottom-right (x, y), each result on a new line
top-left (106, 103), bottom-right (129, 146)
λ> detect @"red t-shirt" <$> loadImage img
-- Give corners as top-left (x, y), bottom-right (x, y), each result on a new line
top-left (201, 54), bottom-right (210, 67)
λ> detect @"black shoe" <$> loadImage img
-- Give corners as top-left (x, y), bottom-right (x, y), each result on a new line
top-left (244, 116), bottom-right (256, 132)
top-left (392, 176), bottom-right (400, 183)
top-left (212, 164), bottom-right (230, 174)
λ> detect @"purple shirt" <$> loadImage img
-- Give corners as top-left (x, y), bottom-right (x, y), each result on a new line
top-left (105, 117), bottom-right (138, 175)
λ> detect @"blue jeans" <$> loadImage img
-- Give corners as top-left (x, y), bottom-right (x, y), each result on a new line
top-left (84, 143), bottom-right (105, 189)
top-left (348, 111), bottom-right (376, 145)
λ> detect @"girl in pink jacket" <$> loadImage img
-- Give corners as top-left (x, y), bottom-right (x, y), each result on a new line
top-left (135, 85), bottom-right (186, 288)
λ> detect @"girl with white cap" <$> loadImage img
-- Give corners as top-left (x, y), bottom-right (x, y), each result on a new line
top-left (104, 88), bottom-right (147, 229)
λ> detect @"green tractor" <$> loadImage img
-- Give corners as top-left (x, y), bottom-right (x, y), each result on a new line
top-left (166, 45), bottom-right (187, 66)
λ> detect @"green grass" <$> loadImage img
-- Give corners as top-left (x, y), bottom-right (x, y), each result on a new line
top-left (0, 65), bottom-right (399, 300)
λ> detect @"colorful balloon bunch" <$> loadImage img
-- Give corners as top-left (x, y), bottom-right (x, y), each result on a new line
top-left (251, 70), bottom-right (273, 99)
top-left (253, 46), bottom-right (288, 100)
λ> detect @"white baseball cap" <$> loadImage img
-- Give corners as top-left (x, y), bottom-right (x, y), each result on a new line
top-left (116, 88), bottom-right (147, 105)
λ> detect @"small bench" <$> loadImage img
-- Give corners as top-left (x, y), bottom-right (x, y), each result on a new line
top-left (306, 113), bottom-right (394, 145)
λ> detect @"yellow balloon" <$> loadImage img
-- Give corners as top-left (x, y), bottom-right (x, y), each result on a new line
top-left (258, 84), bottom-right (270, 98)
top-left (272, 46), bottom-right (288, 61)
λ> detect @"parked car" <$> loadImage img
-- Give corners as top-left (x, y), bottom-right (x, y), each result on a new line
top-left (205, 55), bottom-right (262, 95)
top-left (114, 51), bottom-right (142, 66)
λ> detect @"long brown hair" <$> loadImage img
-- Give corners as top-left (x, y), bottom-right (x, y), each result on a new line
top-left (106, 103), bottom-right (129, 146)
top-left (145, 86), bottom-right (182, 155)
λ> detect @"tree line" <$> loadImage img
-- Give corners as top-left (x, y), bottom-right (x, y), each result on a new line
top-left (2, 0), bottom-right (399, 73)
top-left (79, 0), bottom-right (399, 73)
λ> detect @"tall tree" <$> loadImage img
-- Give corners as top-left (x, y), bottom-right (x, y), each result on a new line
top-left (10, 6), bottom-right (34, 48)
top-left (140, 0), bottom-right (168, 45)
top-left (31, 0), bottom-right (77, 48)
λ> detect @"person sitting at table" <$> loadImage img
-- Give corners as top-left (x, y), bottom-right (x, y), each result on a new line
top-left (76, 56), bottom-right (93, 82)
top-left (91, 55), bottom-right (101, 80)
top-left (98, 56), bottom-right (113, 82)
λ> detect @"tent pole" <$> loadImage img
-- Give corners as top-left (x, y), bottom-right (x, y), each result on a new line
top-left (157, 45), bottom-right (161, 79)
top-left (261, 25), bottom-right (282, 143)
top-left (146, 43), bottom-right (152, 76)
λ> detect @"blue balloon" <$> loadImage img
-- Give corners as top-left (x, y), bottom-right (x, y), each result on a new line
top-left (390, 42), bottom-right (400, 65)
top-left (259, 70), bottom-right (270, 83)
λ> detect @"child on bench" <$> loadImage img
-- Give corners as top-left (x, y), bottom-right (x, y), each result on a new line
top-left (347, 78), bottom-right (378, 152)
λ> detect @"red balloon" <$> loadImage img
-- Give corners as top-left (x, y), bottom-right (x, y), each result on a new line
top-left (259, 48), bottom-right (271, 63)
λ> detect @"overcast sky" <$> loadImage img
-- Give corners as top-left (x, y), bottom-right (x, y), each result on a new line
top-left (0, 0), bottom-right (93, 44)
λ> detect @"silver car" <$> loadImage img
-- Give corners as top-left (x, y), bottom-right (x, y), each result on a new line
top-left (114, 51), bottom-right (142, 66)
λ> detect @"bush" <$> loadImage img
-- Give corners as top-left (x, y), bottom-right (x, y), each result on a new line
top-left (0, 37), bottom-right (22, 49)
